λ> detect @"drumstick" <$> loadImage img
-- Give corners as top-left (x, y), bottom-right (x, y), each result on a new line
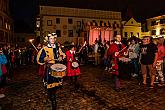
top-left (78, 41), bottom-right (86, 53)
top-left (118, 46), bottom-right (127, 53)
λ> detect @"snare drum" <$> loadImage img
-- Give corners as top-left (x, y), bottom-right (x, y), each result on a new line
top-left (72, 62), bottom-right (79, 69)
top-left (119, 57), bottom-right (131, 63)
top-left (50, 64), bottom-right (66, 78)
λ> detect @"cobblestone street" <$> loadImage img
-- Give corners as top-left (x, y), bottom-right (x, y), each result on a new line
top-left (0, 64), bottom-right (165, 110)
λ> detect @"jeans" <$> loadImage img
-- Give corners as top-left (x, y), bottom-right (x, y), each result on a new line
top-left (131, 58), bottom-right (139, 75)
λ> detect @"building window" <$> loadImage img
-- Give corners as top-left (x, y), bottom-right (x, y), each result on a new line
top-left (56, 30), bottom-right (61, 37)
top-left (151, 30), bottom-right (156, 35)
top-left (160, 19), bottom-right (165, 24)
top-left (160, 28), bottom-right (165, 34)
top-left (117, 24), bottom-right (119, 28)
top-left (100, 21), bottom-right (103, 26)
top-left (47, 20), bottom-right (52, 26)
top-left (114, 31), bottom-right (117, 37)
top-left (124, 32), bottom-right (127, 38)
top-left (68, 30), bottom-right (73, 37)
top-left (137, 33), bottom-right (139, 37)
top-left (56, 18), bottom-right (60, 24)
top-left (77, 21), bottom-right (81, 27)
top-left (68, 18), bottom-right (73, 24)
top-left (130, 32), bottom-right (133, 37)
top-left (151, 21), bottom-right (157, 26)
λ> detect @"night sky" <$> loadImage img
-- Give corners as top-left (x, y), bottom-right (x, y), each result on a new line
top-left (11, 0), bottom-right (165, 32)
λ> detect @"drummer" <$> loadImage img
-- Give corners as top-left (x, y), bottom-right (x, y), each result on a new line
top-left (37, 32), bottom-right (65, 110)
top-left (66, 45), bottom-right (81, 89)
top-left (107, 34), bottom-right (127, 91)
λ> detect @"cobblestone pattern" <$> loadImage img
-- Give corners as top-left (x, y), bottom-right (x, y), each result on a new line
top-left (0, 65), bottom-right (165, 110)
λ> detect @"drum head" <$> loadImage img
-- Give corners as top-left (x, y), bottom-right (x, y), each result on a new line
top-left (51, 64), bottom-right (66, 72)
top-left (72, 62), bottom-right (79, 68)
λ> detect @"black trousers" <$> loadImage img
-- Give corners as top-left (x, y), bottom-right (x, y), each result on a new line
top-left (47, 88), bottom-right (57, 110)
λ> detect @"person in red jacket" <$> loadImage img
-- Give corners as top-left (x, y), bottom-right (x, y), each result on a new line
top-left (66, 45), bottom-right (80, 88)
top-left (107, 35), bottom-right (127, 91)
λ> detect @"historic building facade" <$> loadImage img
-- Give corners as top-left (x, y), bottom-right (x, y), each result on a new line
top-left (0, 0), bottom-right (14, 45)
top-left (122, 17), bottom-right (142, 39)
top-left (36, 6), bottom-right (122, 45)
top-left (147, 15), bottom-right (165, 38)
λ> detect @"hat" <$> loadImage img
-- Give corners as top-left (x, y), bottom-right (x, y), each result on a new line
top-left (48, 33), bottom-right (57, 38)
top-left (45, 32), bottom-right (57, 42)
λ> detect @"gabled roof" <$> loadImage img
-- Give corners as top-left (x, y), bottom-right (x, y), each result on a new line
top-left (122, 17), bottom-right (141, 27)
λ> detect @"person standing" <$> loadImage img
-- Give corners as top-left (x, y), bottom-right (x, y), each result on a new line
top-left (37, 33), bottom-right (64, 110)
top-left (107, 35), bottom-right (127, 91)
top-left (139, 36), bottom-right (158, 89)
top-left (155, 37), bottom-right (165, 86)
top-left (66, 45), bottom-right (80, 89)
top-left (0, 47), bottom-right (7, 98)
top-left (128, 39), bottom-right (140, 77)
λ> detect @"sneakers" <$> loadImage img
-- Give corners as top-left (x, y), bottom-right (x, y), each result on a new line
top-left (132, 74), bottom-right (138, 77)
top-left (0, 94), bottom-right (5, 98)
top-left (104, 67), bottom-right (108, 71)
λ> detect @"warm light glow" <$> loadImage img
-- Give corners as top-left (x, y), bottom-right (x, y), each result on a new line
top-left (156, 26), bottom-right (160, 35)
top-left (29, 39), bottom-right (34, 43)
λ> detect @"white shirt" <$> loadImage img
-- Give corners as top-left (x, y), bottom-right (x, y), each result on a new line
top-left (128, 44), bottom-right (138, 59)
top-left (94, 43), bottom-right (98, 53)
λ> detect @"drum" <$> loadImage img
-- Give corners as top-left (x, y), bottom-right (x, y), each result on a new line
top-left (119, 57), bottom-right (131, 63)
top-left (50, 64), bottom-right (66, 78)
top-left (72, 62), bottom-right (79, 69)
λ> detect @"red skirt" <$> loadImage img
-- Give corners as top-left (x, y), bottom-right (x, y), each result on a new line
top-left (67, 62), bottom-right (80, 77)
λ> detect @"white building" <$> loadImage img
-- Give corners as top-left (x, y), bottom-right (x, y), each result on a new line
top-left (36, 6), bottom-right (122, 45)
